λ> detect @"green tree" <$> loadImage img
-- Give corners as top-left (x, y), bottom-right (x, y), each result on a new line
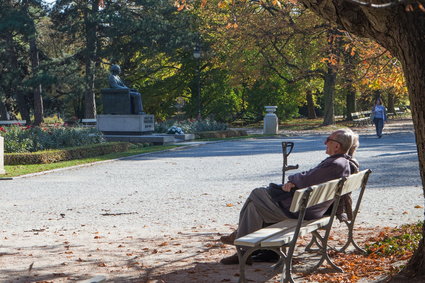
top-left (50, 0), bottom-right (100, 119)
top-left (0, 0), bottom-right (46, 124)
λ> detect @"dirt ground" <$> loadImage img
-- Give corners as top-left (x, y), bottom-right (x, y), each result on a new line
top-left (1, 223), bottom-right (391, 283)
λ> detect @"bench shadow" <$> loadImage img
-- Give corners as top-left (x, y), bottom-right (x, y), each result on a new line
top-left (0, 231), bottom-right (359, 283)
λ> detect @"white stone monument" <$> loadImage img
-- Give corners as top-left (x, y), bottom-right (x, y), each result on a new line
top-left (0, 136), bottom-right (5, 174)
top-left (263, 106), bottom-right (278, 135)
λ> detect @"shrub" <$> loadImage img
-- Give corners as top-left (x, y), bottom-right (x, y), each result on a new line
top-left (4, 142), bottom-right (132, 165)
top-left (195, 129), bottom-right (248, 139)
top-left (0, 125), bottom-right (105, 153)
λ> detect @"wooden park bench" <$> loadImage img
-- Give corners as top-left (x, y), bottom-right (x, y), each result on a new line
top-left (234, 169), bottom-right (372, 283)
top-left (384, 106), bottom-right (408, 119)
top-left (351, 112), bottom-right (370, 126)
top-left (392, 107), bottom-right (409, 117)
top-left (334, 115), bottom-right (344, 121)
top-left (80, 118), bottom-right (97, 127)
top-left (0, 120), bottom-right (26, 126)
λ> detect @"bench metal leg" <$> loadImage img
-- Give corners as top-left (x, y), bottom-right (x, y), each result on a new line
top-left (238, 246), bottom-right (288, 283)
top-left (279, 243), bottom-right (297, 283)
top-left (334, 220), bottom-right (366, 254)
top-left (237, 246), bottom-right (261, 283)
top-left (272, 247), bottom-right (286, 272)
top-left (336, 174), bottom-right (370, 254)
top-left (307, 230), bottom-right (343, 274)
top-left (305, 232), bottom-right (323, 252)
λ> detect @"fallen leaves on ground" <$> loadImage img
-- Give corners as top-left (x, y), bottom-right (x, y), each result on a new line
top-left (304, 222), bottom-right (423, 282)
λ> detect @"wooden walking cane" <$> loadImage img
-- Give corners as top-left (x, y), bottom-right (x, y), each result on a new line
top-left (282, 142), bottom-right (299, 184)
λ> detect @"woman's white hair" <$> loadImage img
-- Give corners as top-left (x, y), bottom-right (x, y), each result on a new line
top-left (333, 129), bottom-right (358, 154)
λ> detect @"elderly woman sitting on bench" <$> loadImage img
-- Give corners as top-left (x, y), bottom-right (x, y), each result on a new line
top-left (220, 129), bottom-right (359, 264)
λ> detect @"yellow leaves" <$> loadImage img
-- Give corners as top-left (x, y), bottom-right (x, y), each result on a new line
top-left (414, 205), bottom-right (423, 208)
top-left (320, 54), bottom-right (338, 65)
top-left (226, 22), bottom-right (239, 29)
top-left (175, 0), bottom-right (187, 11)
top-left (226, 203), bottom-right (234, 207)
top-left (177, 5), bottom-right (185, 12)
top-left (272, 0), bottom-right (282, 8)
top-left (218, 1), bottom-right (229, 9)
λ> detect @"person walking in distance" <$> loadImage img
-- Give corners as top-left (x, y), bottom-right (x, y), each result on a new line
top-left (372, 98), bottom-right (387, 138)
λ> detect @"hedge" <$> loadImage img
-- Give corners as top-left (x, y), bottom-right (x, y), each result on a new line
top-left (4, 142), bottom-right (133, 165)
top-left (195, 129), bottom-right (248, 139)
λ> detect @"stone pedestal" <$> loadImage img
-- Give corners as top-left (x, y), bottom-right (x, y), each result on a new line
top-left (0, 136), bottom-right (5, 174)
top-left (96, 114), bottom-right (196, 145)
top-left (97, 114), bottom-right (154, 135)
top-left (263, 106), bottom-right (278, 135)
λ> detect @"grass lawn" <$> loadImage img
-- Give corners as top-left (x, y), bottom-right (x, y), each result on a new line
top-left (1, 144), bottom-right (180, 178)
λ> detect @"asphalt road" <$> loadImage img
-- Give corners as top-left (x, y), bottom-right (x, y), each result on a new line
top-left (0, 126), bottom-right (423, 242)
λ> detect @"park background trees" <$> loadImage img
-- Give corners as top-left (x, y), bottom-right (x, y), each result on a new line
top-left (0, 0), bottom-right (407, 125)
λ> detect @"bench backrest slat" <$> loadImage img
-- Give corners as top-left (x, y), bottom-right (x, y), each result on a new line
top-left (289, 169), bottom-right (371, 213)
top-left (289, 178), bottom-right (343, 213)
top-left (340, 169), bottom-right (370, 195)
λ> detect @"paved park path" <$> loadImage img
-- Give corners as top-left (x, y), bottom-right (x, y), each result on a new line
top-left (0, 119), bottom-right (423, 282)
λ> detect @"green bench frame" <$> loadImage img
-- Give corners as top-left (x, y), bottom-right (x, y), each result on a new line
top-left (235, 169), bottom-right (372, 283)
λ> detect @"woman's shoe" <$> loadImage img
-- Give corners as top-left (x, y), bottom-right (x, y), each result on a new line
top-left (220, 231), bottom-right (237, 245)
top-left (220, 253), bottom-right (252, 265)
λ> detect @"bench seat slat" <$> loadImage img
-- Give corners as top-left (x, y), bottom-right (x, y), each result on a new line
top-left (234, 219), bottom-right (299, 247)
top-left (261, 217), bottom-right (330, 247)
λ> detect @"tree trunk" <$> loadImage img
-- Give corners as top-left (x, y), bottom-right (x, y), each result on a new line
top-left (387, 91), bottom-right (395, 114)
top-left (83, 0), bottom-right (98, 119)
top-left (322, 64), bottom-right (336, 125)
top-left (394, 29), bottom-right (425, 278)
top-left (306, 90), bottom-right (317, 119)
top-left (297, 0), bottom-right (425, 277)
top-left (23, 0), bottom-right (43, 126)
top-left (322, 28), bottom-right (342, 126)
top-left (0, 100), bottom-right (9, 120)
top-left (346, 87), bottom-right (356, 120)
top-left (341, 42), bottom-right (358, 121)
top-left (29, 37), bottom-right (44, 126)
